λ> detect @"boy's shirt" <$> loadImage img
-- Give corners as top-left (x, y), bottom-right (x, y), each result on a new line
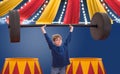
top-left (44, 32), bottom-right (72, 67)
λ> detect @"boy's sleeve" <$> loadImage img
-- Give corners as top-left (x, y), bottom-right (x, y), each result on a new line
top-left (64, 32), bottom-right (72, 46)
top-left (44, 33), bottom-right (54, 49)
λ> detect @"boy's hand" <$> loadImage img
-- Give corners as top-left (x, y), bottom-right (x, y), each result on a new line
top-left (41, 25), bottom-right (46, 29)
top-left (41, 25), bottom-right (46, 34)
top-left (69, 24), bottom-right (74, 32)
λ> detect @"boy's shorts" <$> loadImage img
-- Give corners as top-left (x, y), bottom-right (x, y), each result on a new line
top-left (51, 66), bottom-right (66, 74)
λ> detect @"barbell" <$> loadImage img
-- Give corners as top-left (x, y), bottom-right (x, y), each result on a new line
top-left (8, 10), bottom-right (111, 43)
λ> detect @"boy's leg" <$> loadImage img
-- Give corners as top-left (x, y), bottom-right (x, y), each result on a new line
top-left (51, 67), bottom-right (60, 74)
top-left (59, 66), bottom-right (66, 74)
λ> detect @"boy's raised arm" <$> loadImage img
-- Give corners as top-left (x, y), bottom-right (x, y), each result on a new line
top-left (40, 25), bottom-right (54, 49)
top-left (64, 25), bottom-right (74, 46)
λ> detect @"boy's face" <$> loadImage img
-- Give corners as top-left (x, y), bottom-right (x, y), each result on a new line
top-left (53, 37), bottom-right (62, 46)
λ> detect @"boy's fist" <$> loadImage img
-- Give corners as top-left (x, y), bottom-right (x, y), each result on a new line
top-left (41, 25), bottom-right (46, 29)
top-left (41, 25), bottom-right (46, 34)
top-left (69, 24), bottom-right (74, 32)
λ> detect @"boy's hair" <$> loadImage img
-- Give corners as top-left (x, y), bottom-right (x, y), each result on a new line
top-left (52, 34), bottom-right (62, 41)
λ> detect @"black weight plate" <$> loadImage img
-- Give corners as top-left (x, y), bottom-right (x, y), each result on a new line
top-left (101, 13), bottom-right (111, 40)
top-left (9, 10), bottom-right (20, 42)
top-left (90, 12), bottom-right (111, 40)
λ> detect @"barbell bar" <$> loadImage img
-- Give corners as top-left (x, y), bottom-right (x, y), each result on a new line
top-left (8, 10), bottom-right (111, 43)
top-left (8, 24), bottom-right (98, 28)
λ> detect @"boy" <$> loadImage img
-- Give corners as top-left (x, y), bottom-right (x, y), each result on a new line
top-left (41, 25), bottom-right (74, 74)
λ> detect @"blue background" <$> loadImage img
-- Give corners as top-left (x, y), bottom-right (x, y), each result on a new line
top-left (0, 23), bottom-right (120, 74)
top-left (0, 0), bottom-right (120, 74)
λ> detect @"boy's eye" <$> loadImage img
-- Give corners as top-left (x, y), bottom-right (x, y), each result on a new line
top-left (55, 40), bottom-right (59, 41)
top-left (55, 39), bottom-right (60, 41)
